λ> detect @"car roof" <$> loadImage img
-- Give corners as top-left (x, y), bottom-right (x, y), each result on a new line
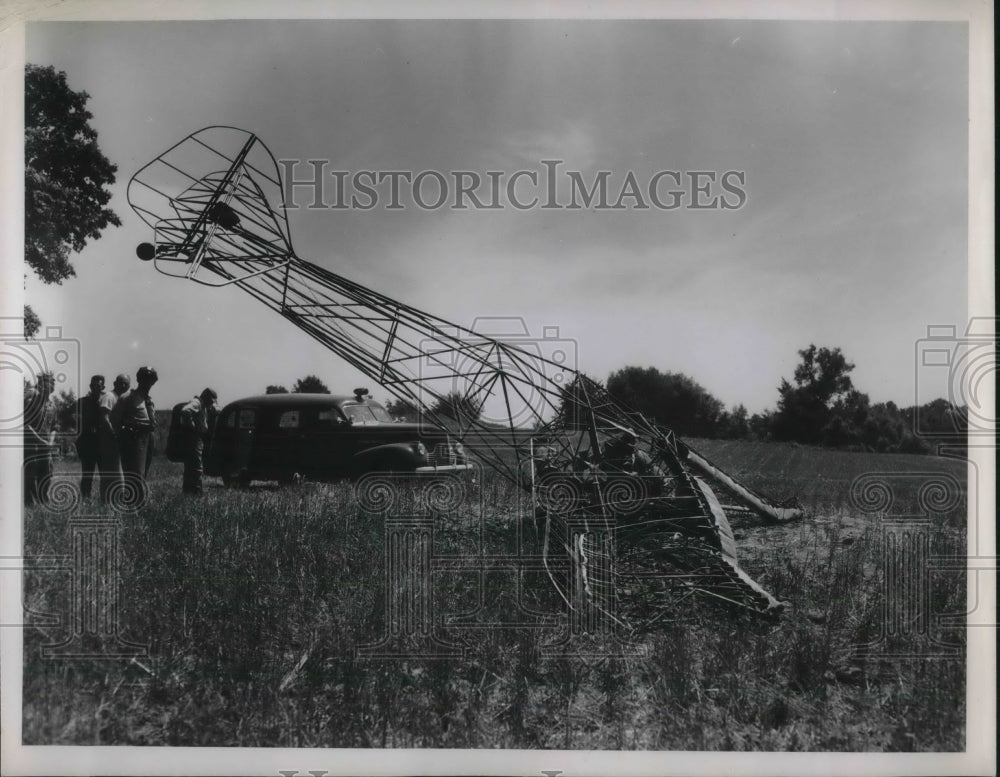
top-left (224, 393), bottom-right (374, 409)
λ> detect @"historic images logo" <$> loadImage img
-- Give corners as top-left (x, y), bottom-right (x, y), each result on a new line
top-left (280, 158), bottom-right (747, 211)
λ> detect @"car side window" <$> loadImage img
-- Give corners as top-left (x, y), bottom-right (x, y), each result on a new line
top-left (278, 409), bottom-right (300, 429)
top-left (238, 408), bottom-right (256, 429)
top-left (343, 405), bottom-right (380, 425)
top-left (317, 408), bottom-right (341, 427)
top-left (224, 409), bottom-right (236, 428)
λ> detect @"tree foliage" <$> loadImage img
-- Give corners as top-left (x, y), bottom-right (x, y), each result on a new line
top-left (792, 344), bottom-right (856, 401)
top-left (25, 65), bottom-right (121, 285)
top-left (53, 389), bottom-right (78, 434)
top-left (762, 344), bottom-right (945, 454)
top-left (292, 375), bottom-right (330, 394)
top-left (606, 366), bottom-right (725, 437)
top-left (23, 305), bottom-right (41, 339)
top-left (552, 373), bottom-right (604, 429)
top-left (265, 385), bottom-right (289, 394)
top-left (385, 397), bottom-right (420, 421)
top-left (771, 345), bottom-right (856, 444)
top-left (718, 403), bottom-right (750, 439)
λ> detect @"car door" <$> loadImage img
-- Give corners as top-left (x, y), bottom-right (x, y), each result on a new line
top-left (260, 406), bottom-right (305, 479)
top-left (233, 406), bottom-right (257, 476)
top-left (208, 405), bottom-right (256, 478)
top-left (302, 404), bottom-right (353, 478)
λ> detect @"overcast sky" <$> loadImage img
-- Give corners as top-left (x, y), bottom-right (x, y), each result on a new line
top-left (23, 19), bottom-right (968, 414)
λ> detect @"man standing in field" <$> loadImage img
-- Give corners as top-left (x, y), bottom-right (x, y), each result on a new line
top-left (23, 372), bottom-right (57, 506)
top-left (76, 375), bottom-right (105, 500)
top-left (177, 387), bottom-right (218, 495)
top-left (115, 366), bottom-right (157, 507)
top-left (100, 373), bottom-right (130, 504)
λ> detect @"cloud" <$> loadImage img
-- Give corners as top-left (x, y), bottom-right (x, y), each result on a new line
top-left (499, 122), bottom-right (597, 169)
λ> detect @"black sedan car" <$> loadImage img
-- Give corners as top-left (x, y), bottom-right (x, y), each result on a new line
top-left (205, 389), bottom-right (470, 486)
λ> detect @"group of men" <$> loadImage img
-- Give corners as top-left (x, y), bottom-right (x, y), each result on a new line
top-left (23, 366), bottom-right (219, 507)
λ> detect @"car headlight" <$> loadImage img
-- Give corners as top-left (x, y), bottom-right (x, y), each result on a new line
top-left (414, 441), bottom-right (427, 457)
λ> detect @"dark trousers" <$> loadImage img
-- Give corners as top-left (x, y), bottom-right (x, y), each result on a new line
top-left (119, 430), bottom-right (151, 508)
top-left (77, 437), bottom-right (99, 499)
top-left (183, 436), bottom-right (205, 494)
top-left (99, 432), bottom-right (122, 505)
top-left (23, 449), bottom-right (52, 507)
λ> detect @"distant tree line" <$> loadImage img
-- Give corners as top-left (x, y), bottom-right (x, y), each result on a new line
top-left (597, 346), bottom-right (964, 455)
top-left (263, 375), bottom-right (329, 394)
top-left (249, 346), bottom-right (963, 456)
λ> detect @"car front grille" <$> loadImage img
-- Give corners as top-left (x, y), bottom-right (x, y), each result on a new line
top-left (426, 441), bottom-right (460, 467)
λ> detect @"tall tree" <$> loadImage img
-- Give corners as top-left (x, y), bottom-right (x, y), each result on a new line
top-left (292, 375), bottom-right (330, 394)
top-left (553, 372), bottom-right (603, 429)
top-left (24, 65), bottom-right (121, 335)
top-left (771, 345), bottom-right (856, 444)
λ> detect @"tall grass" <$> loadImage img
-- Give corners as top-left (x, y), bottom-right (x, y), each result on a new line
top-left (21, 448), bottom-right (966, 750)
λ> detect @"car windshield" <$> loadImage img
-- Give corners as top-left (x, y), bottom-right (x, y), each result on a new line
top-left (342, 403), bottom-right (393, 425)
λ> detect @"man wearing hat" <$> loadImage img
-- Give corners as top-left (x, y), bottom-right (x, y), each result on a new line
top-left (116, 366), bottom-right (158, 506)
top-left (178, 387), bottom-right (218, 495)
top-left (76, 375), bottom-right (106, 500)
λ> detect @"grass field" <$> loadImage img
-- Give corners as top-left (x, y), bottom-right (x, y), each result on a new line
top-left (21, 439), bottom-right (967, 750)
